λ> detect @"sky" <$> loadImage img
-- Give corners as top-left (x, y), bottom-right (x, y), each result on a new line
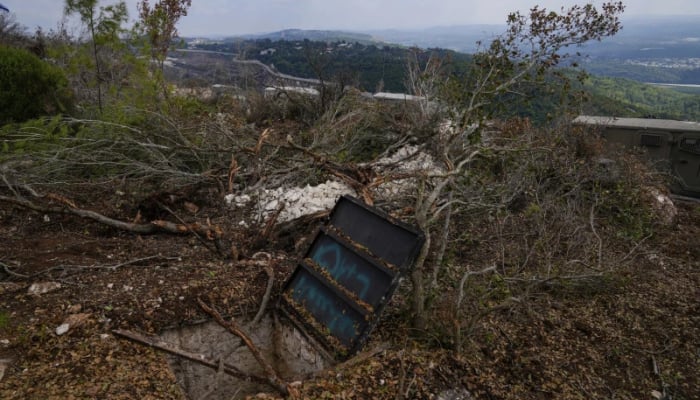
top-left (3, 0), bottom-right (700, 37)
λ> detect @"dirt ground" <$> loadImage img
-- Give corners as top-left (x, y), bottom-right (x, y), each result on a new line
top-left (0, 193), bottom-right (698, 399)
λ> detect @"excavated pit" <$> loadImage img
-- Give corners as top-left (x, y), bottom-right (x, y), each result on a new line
top-left (160, 314), bottom-right (330, 399)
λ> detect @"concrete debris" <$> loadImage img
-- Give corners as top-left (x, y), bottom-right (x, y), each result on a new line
top-left (647, 187), bottom-right (677, 225)
top-left (369, 145), bottom-right (442, 199)
top-left (225, 193), bottom-right (251, 207)
top-left (27, 282), bottom-right (62, 295)
top-left (372, 145), bottom-right (440, 173)
top-left (255, 180), bottom-right (356, 223)
top-left (226, 146), bottom-right (441, 223)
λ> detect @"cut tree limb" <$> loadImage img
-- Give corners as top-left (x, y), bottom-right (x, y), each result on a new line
top-left (197, 297), bottom-right (293, 397)
top-left (0, 194), bottom-right (223, 238)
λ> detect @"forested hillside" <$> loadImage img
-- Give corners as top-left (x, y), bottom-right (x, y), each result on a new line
top-left (584, 75), bottom-right (700, 119)
top-left (192, 38), bottom-right (471, 93)
top-left (187, 36), bottom-right (700, 122)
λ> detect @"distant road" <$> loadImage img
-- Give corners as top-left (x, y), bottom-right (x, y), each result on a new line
top-left (174, 49), bottom-right (323, 86)
top-left (647, 83), bottom-right (700, 89)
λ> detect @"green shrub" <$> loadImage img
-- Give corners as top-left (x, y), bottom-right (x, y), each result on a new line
top-left (0, 46), bottom-right (72, 124)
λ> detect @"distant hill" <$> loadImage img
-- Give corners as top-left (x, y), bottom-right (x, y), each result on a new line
top-left (188, 38), bottom-right (470, 93)
top-left (227, 29), bottom-right (379, 45)
top-left (583, 75), bottom-right (700, 120)
top-left (187, 15), bottom-right (700, 85)
top-left (365, 25), bottom-right (504, 53)
top-left (579, 15), bottom-right (700, 59)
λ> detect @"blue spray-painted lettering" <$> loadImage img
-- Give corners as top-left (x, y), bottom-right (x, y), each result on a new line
top-left (312, 241), bottom-right (372, 300)
top-left (292, 274), bottom-right (360, 345)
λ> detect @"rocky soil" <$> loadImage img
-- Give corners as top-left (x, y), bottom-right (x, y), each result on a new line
top-left (0, 191), bottom-right (698, 399)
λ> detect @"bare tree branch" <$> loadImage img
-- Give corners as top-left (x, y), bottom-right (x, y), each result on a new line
top-left (197, 297), bottom-right (292, 397)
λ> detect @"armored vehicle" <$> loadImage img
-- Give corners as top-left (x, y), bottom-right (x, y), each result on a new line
top-left (574, 115), bottom-right (700, 197)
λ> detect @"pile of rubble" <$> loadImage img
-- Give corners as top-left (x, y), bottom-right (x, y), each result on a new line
top-left (226, 146), bottom-right (442, 224)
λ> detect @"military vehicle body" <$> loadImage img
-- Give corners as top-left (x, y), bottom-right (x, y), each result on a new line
top-left (574, 115), bottom-right (700, 197)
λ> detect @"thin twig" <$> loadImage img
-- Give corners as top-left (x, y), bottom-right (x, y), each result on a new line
top-left (456, 265), bottom-right (497, 310)
top-left (251, 265), bottom-right (275, 326)
top-left (620, 233), bottom-right (652, 263)
top-left (261, 202), bottom-right (285, 240)
top-left (589, 201), bottom-right (603, 271)
top-left (157, 201), bottom-right (221, 257)
top-left (1, 261), bottom-right (29, 279)
top-left (395, 350), bottom-right (406, 400)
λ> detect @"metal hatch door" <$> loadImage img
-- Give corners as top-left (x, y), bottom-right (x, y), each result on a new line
top-left (671, 133), bottom-right (700, 195)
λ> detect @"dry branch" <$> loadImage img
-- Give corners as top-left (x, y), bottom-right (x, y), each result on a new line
top-left (1, 260), bottom-right (29, 279)
top-left (197, 297), bottom-right (292, 397)
top-left (0, 193), bottom-right (223, 239)
top-left (227, 156), bottom-right (240, 192)
top-left (156, 201), bottom-right (222, 257)
top-left (251, 265), bottom-right (275, 326)
top-left (112, 329), bottom-right (268, 385)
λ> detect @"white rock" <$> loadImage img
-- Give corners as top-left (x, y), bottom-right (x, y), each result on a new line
top-left (287, 191), bottom-right (301, 202)
top-left (225, 193), bottom-right (252, 207)
top-left (647, 187), bottom-right (677, 225)
top-left (235, 194), bottom-right (251, 205)
top-left (55, 323), bottom-right (70, 336)
top-left (0, 358), bottom-right (11, 383)
top-left (27, 282), bottom-right (62, 295)
top-left (265, 199), bottom-right (279, 211)
top-left (252, 180), bottom-right (356, 223)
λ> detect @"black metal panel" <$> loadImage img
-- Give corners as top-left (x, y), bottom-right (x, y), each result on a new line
top-left (328, 195), bottom-right (424, 269)
top-left (279, 195), bottom-right (425, 360)
top-left (284, 266), bottom-right (367, 348)
top-left (305, 229), bottom-right (394, 308)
